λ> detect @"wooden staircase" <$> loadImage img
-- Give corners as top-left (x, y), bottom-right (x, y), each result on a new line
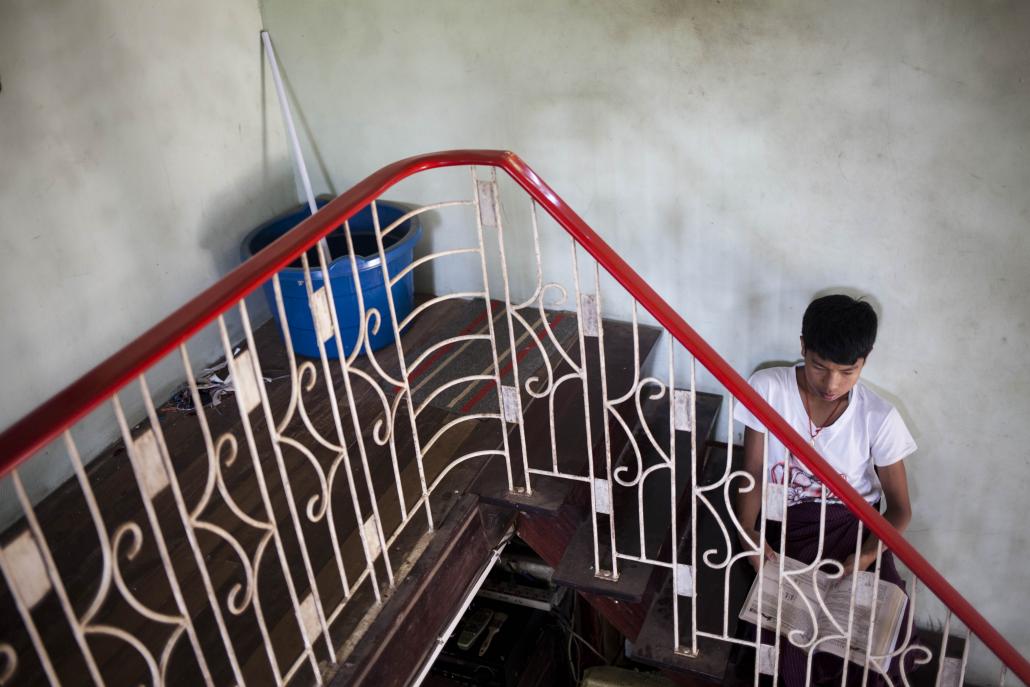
top-left (463, 308), bottom-right (736, 686)
top-left (5, 148), bottom-right (1024, 687)
top-left (0, 295), bottom-right (726, 686)
top-left (0, 296), bottom-right (524, 686)
top-left (2, 292), bottom-right (983, 686)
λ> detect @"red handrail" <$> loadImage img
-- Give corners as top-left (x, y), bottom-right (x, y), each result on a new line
top-left (1, 150), bottom-right (1026, 682)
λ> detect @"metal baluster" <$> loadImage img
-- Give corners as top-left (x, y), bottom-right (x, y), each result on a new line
top-left (137, 373), bottom-right (247, 685)
top-left (957, 627), bottom-right (971, 687)
top-left (769, 451), bottom-right (792, 685)
top-left (685, 355), bottom-right (700, 657)
top-left (111, 394), bottom-right (215, 685)
top-left (487, 169), bottom-right (533, 495)
top-left (269, 271), bottom-right (361, 601)
top-left (570, 240), bottom-right (602, 576)
top-left (592, 262), bottom-right (619, 579)
top-left (722, 405), bottom-right (735, 638)
top-left (839, 520), bottom-right (866, 687)
top-left (181, 343), bottom-right (284, 684)
top-left (2, 470), bottom-right (77, 685)
top-left (934, 611), bottom-right (953, 687)
top-left (216, 315), bottom-right (322, 682)
top-left (669, 337), bottom-right (682, 651)
top-left (238, 301), bottom-right (336, 657)
top-left (469, 170), bottom-right (516, 495)
top-left (308, 236), bottom-right (395, 590)
top-left (859, 541), bottom-right (886, 687)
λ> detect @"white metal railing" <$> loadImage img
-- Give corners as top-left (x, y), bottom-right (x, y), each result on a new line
top-left (0, 157), bottom-right (1024, 686)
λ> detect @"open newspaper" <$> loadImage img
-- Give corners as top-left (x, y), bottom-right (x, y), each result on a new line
top-left (739, 555), bottom-right (907, 672)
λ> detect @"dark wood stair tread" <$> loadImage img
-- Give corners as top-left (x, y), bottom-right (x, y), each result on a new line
top-left (325, 497), bottom-right (516, 686)
top-left (630, 444), bottom-right (752, 680)
top-left (551, 391), bottom-right (722, 603)
top-left (0, 295), bottom-right (532, 685)
top-left (472, 317), bottom-right (663, 514)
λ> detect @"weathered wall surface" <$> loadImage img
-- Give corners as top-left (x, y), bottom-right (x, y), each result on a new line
top-left (259, 0), bottom-right (1030, 676)
top-left (0, 1), bottom-right (294, 523)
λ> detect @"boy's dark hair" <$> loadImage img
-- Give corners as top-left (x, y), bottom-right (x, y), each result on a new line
top-left (801, 295), bottom-right (877, 365)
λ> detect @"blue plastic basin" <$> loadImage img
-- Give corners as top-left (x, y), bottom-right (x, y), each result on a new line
top-left (242, 197), bottom-right (422, 358)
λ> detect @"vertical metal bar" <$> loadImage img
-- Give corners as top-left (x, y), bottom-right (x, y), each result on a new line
top-left (269, 272), bottom-right (358, 600)
top-left (488, 170), bottom-right (533, 495)
top-left (669, 336), bottom-right (681, 650)
top-left (334, 218), bottom-right (409, 541)
top-left (592, 261), bottom-right (619, 579)
top-left (469, 169), bottom-right (516, 494)
top-left (722, 401), bottom-right (735, 637)
top-left (374, 199), bottom-right (437, 528)
top-left (899, 578), bottom-right (922, 684)
top-left (688, 355), bottom-right (699, 656)
top-left (136, 373), bottom-right (247, 685)
top-left (0, 517), bottom-right (61, 686)
top-left (236, 301), bottom-right (335, 655)
top-left (298, 241), bottom-right (390, 594)
top-left (769, 449), bottom-right (791, 685)
top-left (216, 315), bottom-right (322, 682)
top-left (753, 428), bottom-right (770, 686)
top-left (628, 303), bottom-right (647, 560)
top-left (336, 212), bottom-right (411, 554)
top-left (957, 627), bottom-right (971, 686)
top-left (934, 611), bottom-right (953, 687)
top-left (570, 240), bottom-right (601, 575)
top-left (859, 542), bottom-right (886, 687)
top-left (803, 485), bottom-right (832, 687)
top-left (111, 394), bottom-right (215, 686)
top-left (180, 343), bottom-right (285, 684)
top-left (839, 520), bottom-right (865, 687)
top-left (9, 466), bottom-right (107, 685)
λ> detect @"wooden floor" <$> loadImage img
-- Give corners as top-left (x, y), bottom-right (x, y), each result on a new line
top-left (1, 294), bottom-right (654, 686)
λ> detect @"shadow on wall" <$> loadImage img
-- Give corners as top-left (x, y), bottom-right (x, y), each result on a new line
top-left (196, 162), bottom-right (297, 290)
top-left (0, 159), bottom-right (296, 532)
top-left (745, 286), bottom-right (923, 521)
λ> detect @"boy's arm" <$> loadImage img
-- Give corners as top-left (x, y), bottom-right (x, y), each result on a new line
top-left (736, 427), bottom-right (777, 571)
top-left (842, 459), bottom-right (913, 574)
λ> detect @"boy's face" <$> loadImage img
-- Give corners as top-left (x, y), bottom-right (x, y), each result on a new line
top-left (799, 340), bottom-right (866, 402)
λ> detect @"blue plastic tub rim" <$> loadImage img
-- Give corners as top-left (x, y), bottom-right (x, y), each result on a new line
top-left (241, 196), bottom-right (423, 278)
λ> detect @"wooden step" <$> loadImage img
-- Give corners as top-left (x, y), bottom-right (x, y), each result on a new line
top-left (472, 316), bottom-right (663, 515)
top-left (324, 496), bottom-right (515, 687)
top-left (551, 391), bottom-right (722, 604)
top-left (0, 295), bottom-right (524, 686)
top-left (630, 444), bottom-right (752, 682)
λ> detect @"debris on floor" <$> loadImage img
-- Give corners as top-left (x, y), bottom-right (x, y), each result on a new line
top-left (160, 348), bottom-right (286, 413)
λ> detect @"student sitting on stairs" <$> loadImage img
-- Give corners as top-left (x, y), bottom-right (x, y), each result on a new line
top-left (733, 294), bottom-right (918, 686)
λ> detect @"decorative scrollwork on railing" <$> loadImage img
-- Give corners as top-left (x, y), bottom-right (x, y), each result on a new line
top-left (510, 306), bottom-right (557, 399)
top-left (14, 426), bottom-right (212, 685)
top-left (0, 643), bottom-right (16, 685)
top-left (867, 579), bottom-right (934, 686)
top-left (535, 282), bottom-right (580, 375)
top-left (612, 379), bottom-right (671, 489)
top-left (6, 158), bottom-right (1017, 687)
top-left (110, 522), bottom-right (191, 682)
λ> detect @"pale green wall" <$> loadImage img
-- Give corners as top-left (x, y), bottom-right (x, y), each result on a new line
top-left (0, 1), bottom-right (294, 521)
top-left (258, 0), bottom-right (1030, 678)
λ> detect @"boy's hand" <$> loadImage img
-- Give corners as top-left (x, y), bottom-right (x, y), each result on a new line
top-left (739, 529), bottom-right (778, 572)
top-left (841, 548), bottom-right (878, 575)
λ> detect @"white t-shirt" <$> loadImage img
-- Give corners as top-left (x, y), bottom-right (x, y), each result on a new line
top-left (733, 365), bottom-right (916, 506)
